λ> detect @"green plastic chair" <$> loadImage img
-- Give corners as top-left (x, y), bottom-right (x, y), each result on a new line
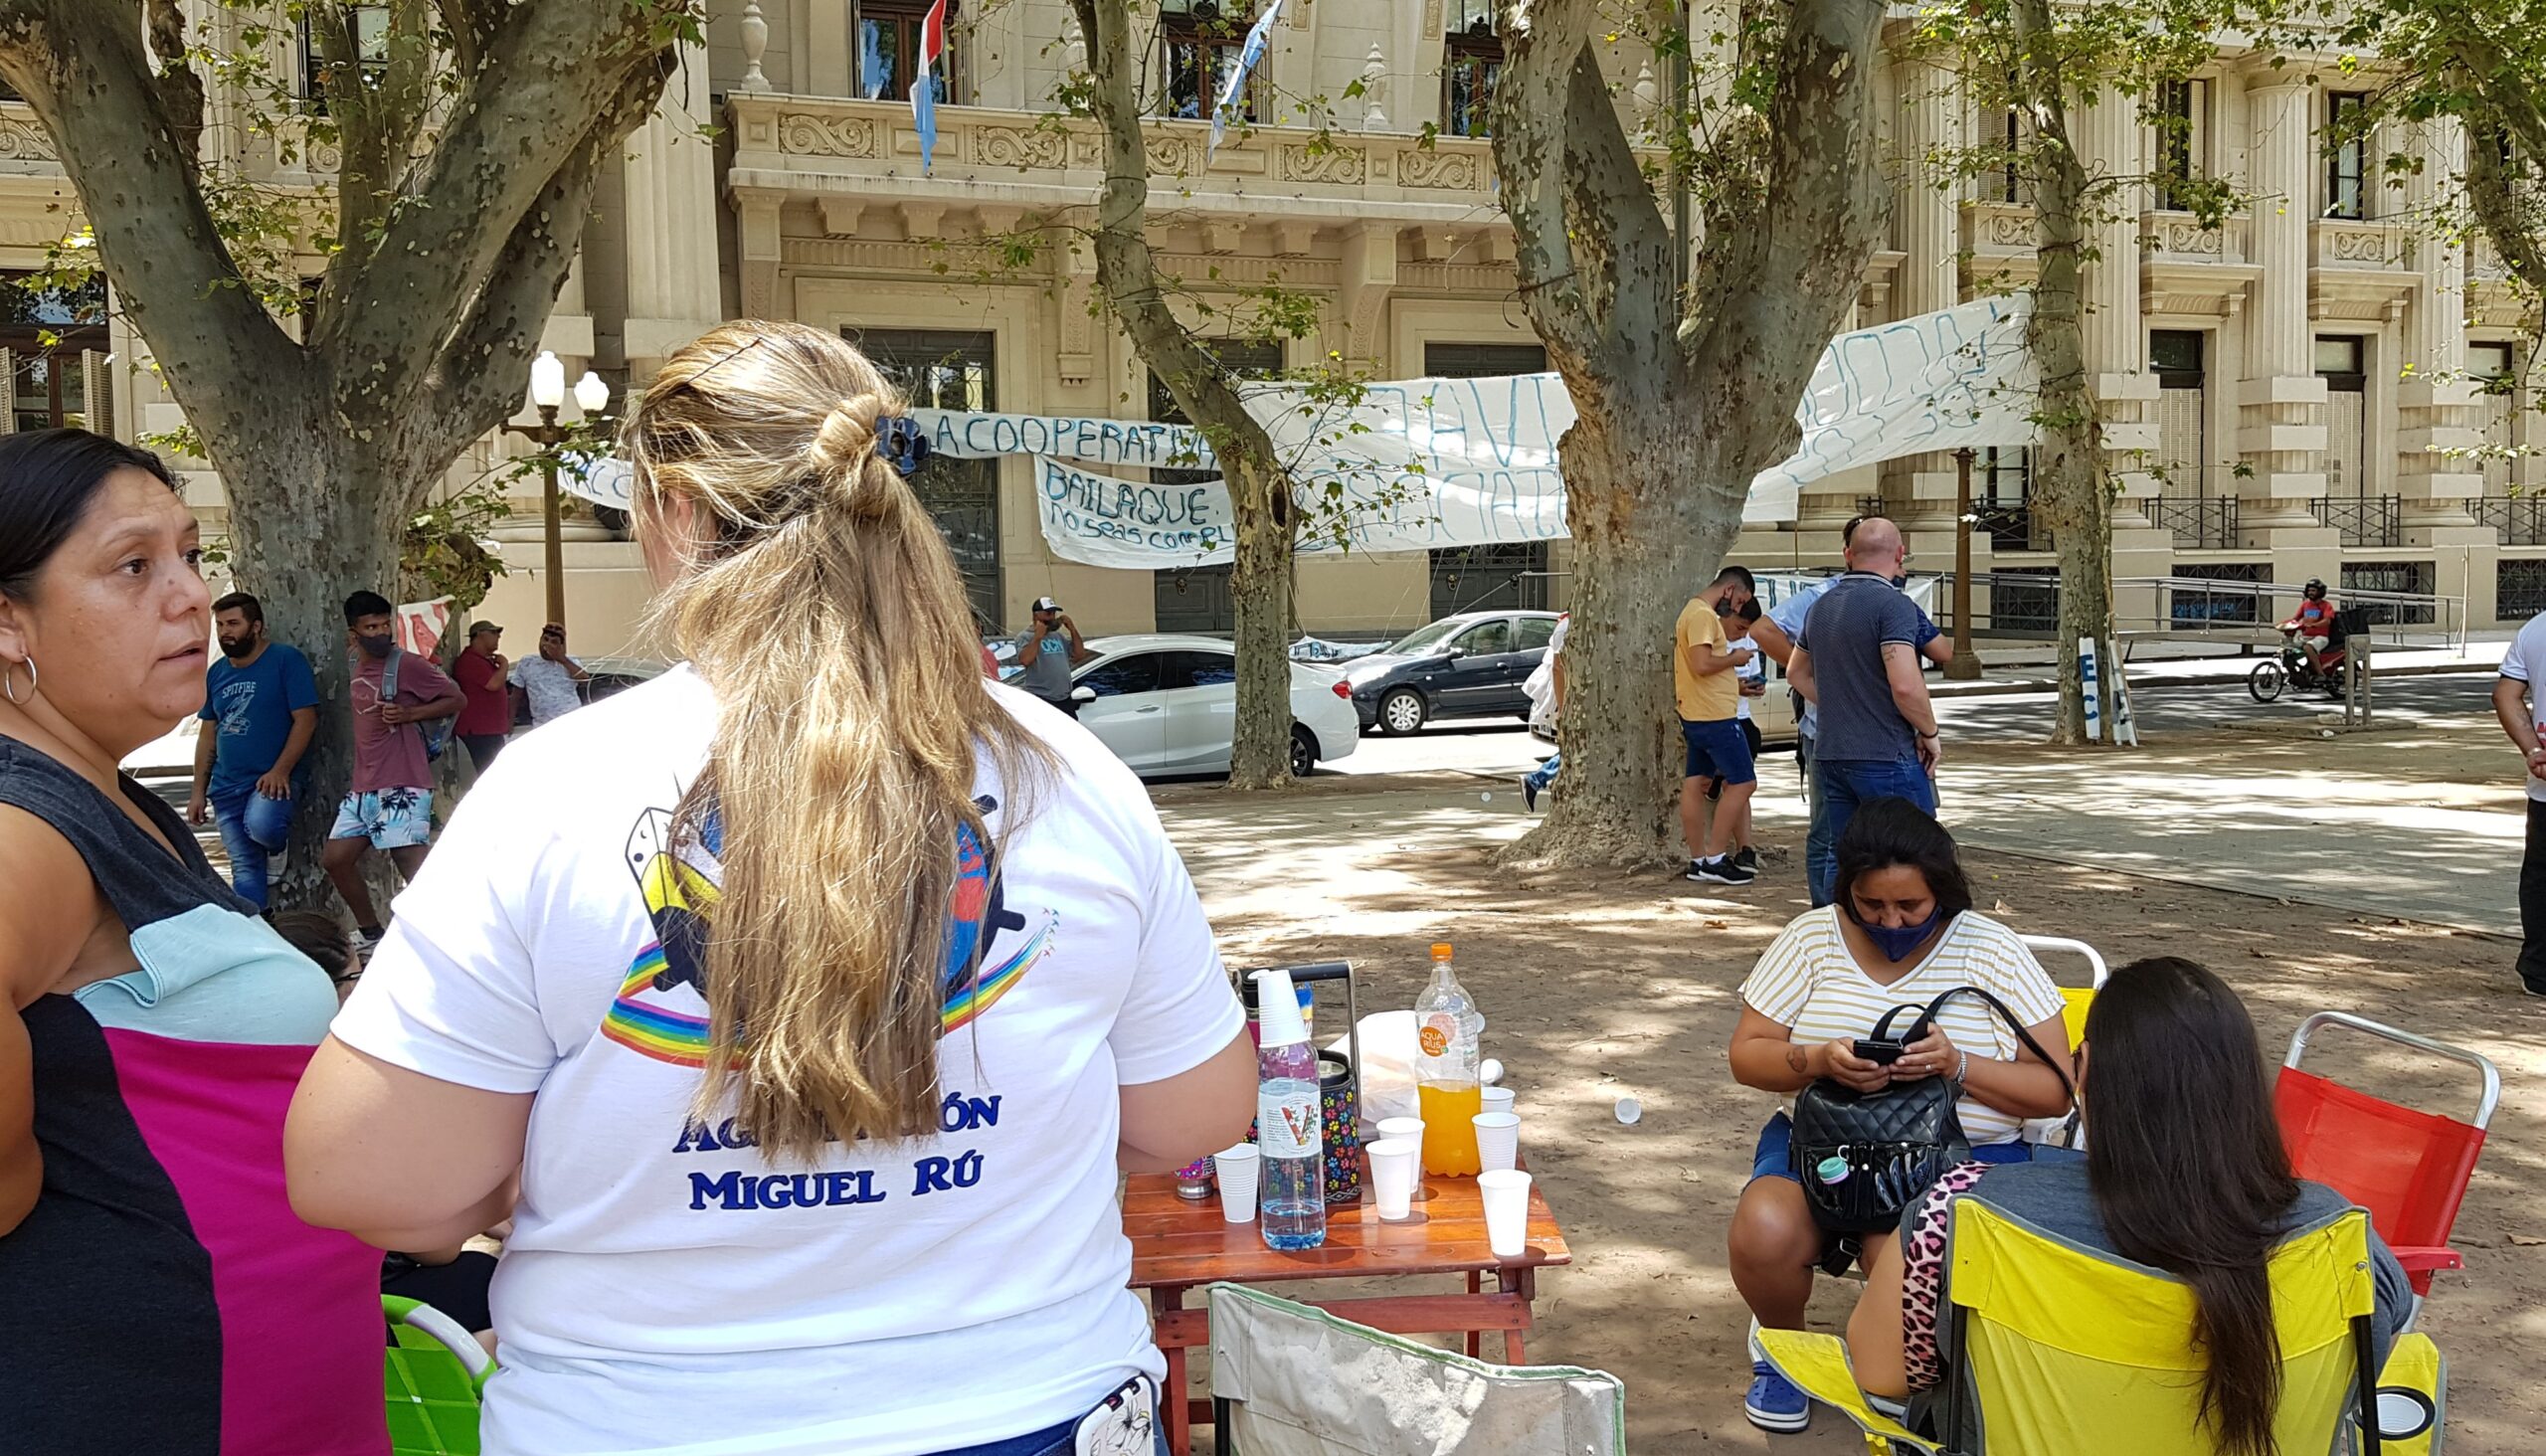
top-left (384, 1295), bottom-right (495, 1456)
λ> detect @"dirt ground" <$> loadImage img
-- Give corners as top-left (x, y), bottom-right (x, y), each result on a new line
top-left (1164, 776), bottom-right (2545, 1453)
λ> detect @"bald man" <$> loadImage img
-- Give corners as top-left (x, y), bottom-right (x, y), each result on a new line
top-left (1785, 517), bottom-right (1941, 905)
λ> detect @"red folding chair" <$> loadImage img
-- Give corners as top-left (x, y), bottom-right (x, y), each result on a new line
top-left (2274, 1010), bottom-right (2499, 1297)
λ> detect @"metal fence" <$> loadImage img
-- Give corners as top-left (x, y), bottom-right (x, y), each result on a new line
top-left (1921, 571), bottom-right (2465, 650)
top-left (2474, 496), bottom-right (2546, 547)
top-left (2310, 495), bottom-right (2403, 548)
top-left (2148, 495), bottom-right (2241, 549)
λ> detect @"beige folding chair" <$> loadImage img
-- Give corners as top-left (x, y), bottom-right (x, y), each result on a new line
top-left (1206, 1283), bottom-right (1625, 1456)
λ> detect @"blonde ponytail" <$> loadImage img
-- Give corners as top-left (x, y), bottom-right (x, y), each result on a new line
top-left (624, 320), bottom-right (1051, 1159)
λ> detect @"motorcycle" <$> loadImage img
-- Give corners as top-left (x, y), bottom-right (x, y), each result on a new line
top-left (2248, 628), bottom-right (2349, 703)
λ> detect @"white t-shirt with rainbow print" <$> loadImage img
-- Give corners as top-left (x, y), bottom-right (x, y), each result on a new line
top-left (335, 665), bottom-right (1242, 1455)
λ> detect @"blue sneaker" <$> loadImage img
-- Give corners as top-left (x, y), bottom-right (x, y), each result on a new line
top-left (1745, 1360), bottom-right (1811, 1433)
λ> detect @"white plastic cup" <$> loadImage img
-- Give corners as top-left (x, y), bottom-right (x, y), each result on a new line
top-left (1213, 1144), bottom-right (1261, 1224)
top-left (1480, 1086), bottom-right (1516, 1116)
top-left (1613, 1095), bottom-right (1643, 1126)
top-left (1376, 1116), bottom-right (1424, 1145)
top-left (1479, 1057), bottom-right (1505, 1086)
top-left (1367, 1137), bottom-right (1419, 1220)
top-left (1471, 1111), bottom-right (1521, 1174)
top-left (1478, 1169), bottom-right (1534, 1259)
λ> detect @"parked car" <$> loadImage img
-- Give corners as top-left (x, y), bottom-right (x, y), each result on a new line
top-left (1068, 634), bottom-right (1360, 779)
top-left (1341, 611), bottom-right (1562, 735)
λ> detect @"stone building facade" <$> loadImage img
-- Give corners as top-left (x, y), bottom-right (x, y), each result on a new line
top-left (12, 4), bottom-right (2537, 653)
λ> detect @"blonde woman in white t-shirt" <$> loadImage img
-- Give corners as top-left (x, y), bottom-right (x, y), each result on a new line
top-left (1723, 798), bottom-right (2071, 1436)
top-left (284, 322), bottom-right (1257, 1456)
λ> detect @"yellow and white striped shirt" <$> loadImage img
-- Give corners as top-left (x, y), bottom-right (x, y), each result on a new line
top-left (1739, 907), bottom-right (2067, 1145)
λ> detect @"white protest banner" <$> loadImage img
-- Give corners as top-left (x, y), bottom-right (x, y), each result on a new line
top-left (914, 409), bottom-right (1212, 469)
top-left (1759, 292), bottom-right (2037, 492)
top-left (1035, 456), bottom-right (1236, 570)
top-left (560, 455), bottom-right (635, 510)
top-left (559, 297), bottom-right (2039, 567)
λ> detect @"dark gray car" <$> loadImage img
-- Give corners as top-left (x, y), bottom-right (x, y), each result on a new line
top-left (1341, 611), bottom-right (1560, 735)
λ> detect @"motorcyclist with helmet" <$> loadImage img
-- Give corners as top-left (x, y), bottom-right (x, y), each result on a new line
top-left (2279, 579), bottom-right (2339, 673)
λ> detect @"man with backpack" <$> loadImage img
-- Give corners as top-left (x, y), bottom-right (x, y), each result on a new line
top-left (327, 590), bottom-right (464, 955)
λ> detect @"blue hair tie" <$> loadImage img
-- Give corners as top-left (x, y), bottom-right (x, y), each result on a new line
top-left (879, 417), bottom-right (932, 475)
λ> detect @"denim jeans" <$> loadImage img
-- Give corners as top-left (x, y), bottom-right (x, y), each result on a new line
top-left (1524, 749), bottom-right (1562, 794)
top-left (1808, 757), bottom-right (1938, 906)
top-left (212, 788), bottom-right (296, 910)
top-left (2523, 800), bottom-right (2546, 995)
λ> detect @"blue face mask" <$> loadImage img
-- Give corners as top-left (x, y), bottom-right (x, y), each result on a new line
top-left (1848, 901), bottom-right (1942, 962)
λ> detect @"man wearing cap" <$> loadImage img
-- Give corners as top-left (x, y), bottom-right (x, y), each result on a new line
top-left (1013, 597), bottom-right (1095, 717)
top-left (509, 622), bottom-right (592, 730)
top-left (452, 621), bottom-right (513, 774)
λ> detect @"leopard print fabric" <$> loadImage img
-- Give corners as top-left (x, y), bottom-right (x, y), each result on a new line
top-left (1901, 1161), bottom-right (1995, 1392)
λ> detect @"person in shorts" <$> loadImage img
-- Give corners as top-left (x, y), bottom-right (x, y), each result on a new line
top-left (1699, 598), bottom-right (1771, 874)
top-left (1677, 565), bottom-right (1758, 885)
top-left (324, 591), bottom-right (463, 956)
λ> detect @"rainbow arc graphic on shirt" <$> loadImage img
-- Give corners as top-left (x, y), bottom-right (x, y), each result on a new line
top-left (600, 808), bottom-right (1048, 1066)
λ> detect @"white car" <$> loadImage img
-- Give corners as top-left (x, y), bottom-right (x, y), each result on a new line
top-left (1066, 634), bottom-right (1361, 779)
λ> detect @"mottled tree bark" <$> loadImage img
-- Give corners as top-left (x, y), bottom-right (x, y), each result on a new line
top-left (1070, 0), bottom-right (1296, 790)
top-left (1490, 0), bottom-right (1890, 865)
top-left (2010, 0), bottom-right (2115, 745)
top-left (0, 0), bottom-right (681, 904)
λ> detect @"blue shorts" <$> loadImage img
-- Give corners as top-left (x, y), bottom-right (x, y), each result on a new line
top-left (1682, 716), bottom-right (1756, 786)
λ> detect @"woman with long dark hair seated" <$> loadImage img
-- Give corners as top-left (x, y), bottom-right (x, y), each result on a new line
top-left (1728, 799), bottom-right (2073, 1433)
top-left (1846, 956), bottom-right (2412, 1453)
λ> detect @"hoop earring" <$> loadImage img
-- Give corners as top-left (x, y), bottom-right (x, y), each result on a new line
top-left (0, 655), bottom-right (33, 706)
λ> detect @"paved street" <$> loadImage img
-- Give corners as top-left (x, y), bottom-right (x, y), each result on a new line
top-left (1328, 668), bottom-right (2520, 935)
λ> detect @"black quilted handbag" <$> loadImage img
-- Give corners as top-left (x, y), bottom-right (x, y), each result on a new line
top-left (1787, 987), bottom-right (2073, 1235)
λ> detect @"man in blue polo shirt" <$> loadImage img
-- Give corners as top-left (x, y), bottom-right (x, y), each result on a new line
top-left (186, 591), bottom-right (319, 908)
top-left (1786, 518), bottom-right (1941, 905)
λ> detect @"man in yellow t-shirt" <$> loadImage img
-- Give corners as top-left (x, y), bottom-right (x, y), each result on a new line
top-left (1676, 565), bottom-right (1758, 884)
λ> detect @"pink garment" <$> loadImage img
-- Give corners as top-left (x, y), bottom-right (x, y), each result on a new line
top-left (106, 1028), bottom-right (387, 1455)
top-left (348, 651), bottom-right (456, 794)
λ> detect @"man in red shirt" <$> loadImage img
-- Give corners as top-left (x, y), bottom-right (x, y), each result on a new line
top-left (2279, 579), bottom-right (2338, 672)
top-left (452, 620), bottom-right (513, 774)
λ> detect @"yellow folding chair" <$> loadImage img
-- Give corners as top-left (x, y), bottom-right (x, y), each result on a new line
top-left (1758, 1203), bottom-right (2446, 1454)
top-left (2015, 935), bottom-right (2107, 1053)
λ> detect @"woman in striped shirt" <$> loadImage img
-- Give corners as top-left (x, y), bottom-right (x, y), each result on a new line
top-left (1724, 799), bottom-right (2072, 1435)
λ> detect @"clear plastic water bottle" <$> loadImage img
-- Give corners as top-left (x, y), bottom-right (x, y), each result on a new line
top-left (1250, 967), bottom-right (1327, 1251)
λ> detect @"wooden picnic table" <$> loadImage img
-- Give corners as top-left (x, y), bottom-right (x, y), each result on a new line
top-left (1125, 1154), bottom-right (1572, 1455)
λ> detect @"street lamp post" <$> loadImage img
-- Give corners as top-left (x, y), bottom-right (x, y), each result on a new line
top-left (1944, 446), bottom-right (1983, 680)
top-left (506, 351), bottom-right (610, 633)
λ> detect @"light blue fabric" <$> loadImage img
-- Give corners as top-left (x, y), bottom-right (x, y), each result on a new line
top-left (1767, 580), bottom-right (1834, 737)
top-left (74, 902), bottom-right (340, 1045)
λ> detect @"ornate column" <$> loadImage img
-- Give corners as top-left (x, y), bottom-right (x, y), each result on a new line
top-left (2395, 116), bottom-right (2491, 607)
top-left (2236, 77), bottom-right (2335, 556)
top-left (624, 41), bottom-right (727, 377)
top-left (1879, 55), bottom-right (1964, 550)
top-left (2075, 90), bottom-right (2169, 624)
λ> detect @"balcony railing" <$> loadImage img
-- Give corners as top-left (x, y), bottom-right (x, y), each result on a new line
top-left (2474, 496), bottom-right (2546, 546)
top-left (2149, 495), bottom-right (2240, 549)
top-left (2311, 219), bottom-right (2413, 271)
top-left (2139, 212), bottom-right (2252, 266)
top-left (2311, 494), bottom-right (2403, 548)
top-left (724, 93), bottom-right (1502, 204)
top-left (1973, 503), bottom-right (2042, 552)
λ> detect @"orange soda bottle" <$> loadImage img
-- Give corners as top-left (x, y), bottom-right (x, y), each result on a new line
top-left (1413, 942), bottom-right (1485, 1177)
